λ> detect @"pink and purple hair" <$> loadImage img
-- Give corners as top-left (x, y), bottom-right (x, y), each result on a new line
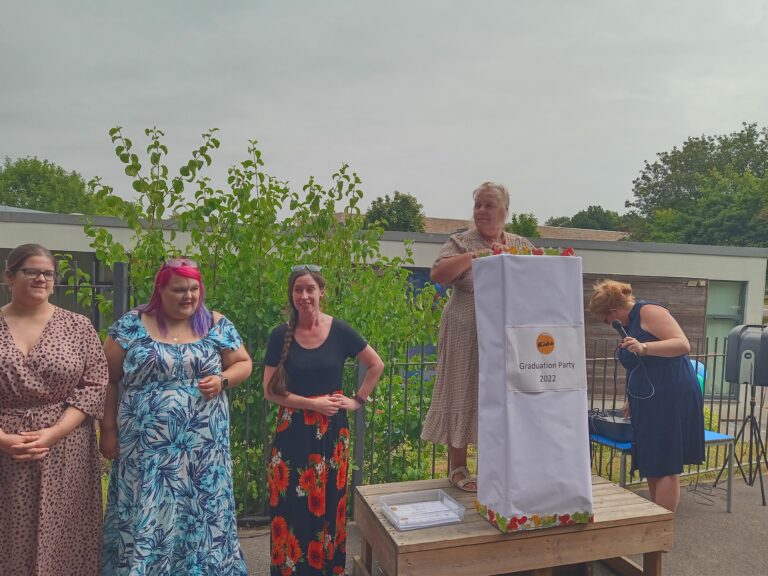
top-left (137, 260), bottom-right (212, 337)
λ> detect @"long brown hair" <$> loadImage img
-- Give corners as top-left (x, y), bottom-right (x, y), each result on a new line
top-left (267, 269), bottom-right (326, 396)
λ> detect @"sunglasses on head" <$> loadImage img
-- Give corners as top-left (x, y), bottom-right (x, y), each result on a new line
top-left (292, 264), bottom-right (322, 273)
top-left (164, 258), bottom-right (198, 269)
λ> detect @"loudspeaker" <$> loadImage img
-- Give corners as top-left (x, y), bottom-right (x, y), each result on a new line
top-left (724, 325), bottom-right (768, 386)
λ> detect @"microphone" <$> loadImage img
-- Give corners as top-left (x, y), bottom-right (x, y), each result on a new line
top-left (611, 319), bottom-right (629, 339)
top-left (612, 319), bottom-right (638, 356)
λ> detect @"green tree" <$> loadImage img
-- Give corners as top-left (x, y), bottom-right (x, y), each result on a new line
top-left (627, 123), bottom-right (768, 219)
top-left (545, 206), bottom-right (623, 230)
top-left (505, 212), bottom-right (540, 237)
top-left (364, 191), bottom-right (425, 232)
top-left (645, 171), bottom-right (768, 246)
top-left (0, 156), bottom-right (112, 214)
top-left (85, 126), bottom-right (445, 512)
top-left (544, 215), bottom-right (572, 227)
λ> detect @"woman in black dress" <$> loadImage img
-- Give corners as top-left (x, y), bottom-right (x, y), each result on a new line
top-left (589, 279), bottom-right (705, 512)
top-left (263, 265), bottom-right (384, 575)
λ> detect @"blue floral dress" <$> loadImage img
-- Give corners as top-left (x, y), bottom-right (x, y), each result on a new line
top-left (102, 311), bottom-right (247, 576)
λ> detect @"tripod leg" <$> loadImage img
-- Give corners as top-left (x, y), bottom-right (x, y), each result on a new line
top-left (717, 416), bottom-right (750, 486)
top-left (752, 423), bottom-right (767, 506)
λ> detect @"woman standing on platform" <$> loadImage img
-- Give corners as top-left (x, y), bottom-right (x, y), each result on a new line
top-left (264, 265), bottom-right (384, 575)
top-left (421, 182), bottom-right (533, 492)
top-left (0, 243), bottom-right (108, 575)
top-left (100, 257), bottom-right (252, 575)
top-left (589, 279), bottom-right (705, 512)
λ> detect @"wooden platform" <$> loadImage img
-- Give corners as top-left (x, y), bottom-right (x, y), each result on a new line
top-left (353, 475), bottom-right (674, 576)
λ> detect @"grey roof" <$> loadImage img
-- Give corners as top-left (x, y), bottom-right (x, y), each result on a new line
top-left (0, 204), bottom-right (51, 214)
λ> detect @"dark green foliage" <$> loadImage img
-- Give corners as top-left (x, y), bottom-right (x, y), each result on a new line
top-left (364, 191), bottom-right (426, 232)
top-left (84, 127), bottom-right (445, 513)
top-left (626, 123), bottom-right (768, 245)
top-left (505, 212), bottom-right (540, 237)
top-left (0, 156), bottom-right (111, 214)
top-left (546, 205), bottom-right (624, 231)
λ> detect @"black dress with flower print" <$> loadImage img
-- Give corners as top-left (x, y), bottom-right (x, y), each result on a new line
top-left (265, 318), bottom-right (366, 576)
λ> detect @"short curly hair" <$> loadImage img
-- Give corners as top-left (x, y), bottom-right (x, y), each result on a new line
top-left (588, 279), bottom-right (634, 317)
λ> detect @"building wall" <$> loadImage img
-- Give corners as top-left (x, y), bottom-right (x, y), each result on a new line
top-left (3, 212), bottom-right (766, 324)
top-left (0, 212), bottom-right (191, 253)
top-left (380, 232), bottom-right (768, 324)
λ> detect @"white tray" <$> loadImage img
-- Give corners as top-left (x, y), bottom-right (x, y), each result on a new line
top-left (380, 489), bottom-right (465, 531)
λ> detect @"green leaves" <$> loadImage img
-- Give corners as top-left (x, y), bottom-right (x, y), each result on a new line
top-left (364, 191), bottom-right (426, 232)
top-left (85, 125), bottom-right (445, 512)
top-left (506, 213), bottom-right (540, 237)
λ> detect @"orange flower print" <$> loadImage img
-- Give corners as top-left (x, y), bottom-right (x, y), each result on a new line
top-left (273, 460), bottom-right (289, 493)
top-left (270, 544), bottom-right (285, 566)
top-left (298, 468), bottom-right (317, 492)
top-left (308, 486), bottom-right (326, 517)
top-left (317, 413), bottom-right (329, 437)
top-left (307, 540), bottom-right (325, 570)
top-left (332, 439), bottom-right (344, 464)
top-left (271, 516), bottom-right (288, 544)
top-left (336, 459), bottom-right (348, 491)
top-left (304, 410), bottom-right (318, 426)
top-left (276, 407), bottom-right (293, 433)
top-left (281, 567), bottom-right (292, 576)
top-left (333, 568), bottom-right (345, 575)
top-left (336, 496), bottom-right (347, 527)
top-left (334, 524), bottom-right (346, 551)
top-left (286, 532), bottom-right (301, 563)
top-left (269, 478), bottom-right (279, 507)
top-left (308, 454), bottom-right (327, 486)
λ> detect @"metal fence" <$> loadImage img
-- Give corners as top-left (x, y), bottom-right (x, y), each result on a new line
top-left (0, 261), bottom-right (129, 330)
top-left (5, 271), bottom-right (766, 517)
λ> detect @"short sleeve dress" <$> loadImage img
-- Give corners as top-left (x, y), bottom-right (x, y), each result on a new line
top-left (101, 311), bottom-right (247, 576)
top-left (0, 307), bottom-right (108, 576)
top-left (264, 317), bottom-right (366, 576)
top-left (618, 302), bottom-right (705, 477)
top-left (421, 229), bottom-right (533, 448)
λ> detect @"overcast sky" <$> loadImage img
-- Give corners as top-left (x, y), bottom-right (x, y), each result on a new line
top-left (2, 1), bottom-right (768, 222)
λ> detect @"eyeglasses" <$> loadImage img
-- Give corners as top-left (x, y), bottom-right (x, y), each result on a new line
top-left (292, 264), bottom-right (322, 273)
top-left (164, 258), bottom-right (198, 269)
top-left (18, 268), bottom-right (56, 281)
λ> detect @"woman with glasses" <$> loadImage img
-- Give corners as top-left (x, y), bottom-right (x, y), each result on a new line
top-left (264, 265), bottom-right (384, 576)
top-left (0, 243), bottom-right (108, 575)
top-left (101, 257), bottom-right (253, 575)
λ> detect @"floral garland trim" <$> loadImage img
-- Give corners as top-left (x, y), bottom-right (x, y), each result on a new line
top-left (475, 246), bottom-right (576, 258)
top-left (475, 500), bottom-right (593, 532)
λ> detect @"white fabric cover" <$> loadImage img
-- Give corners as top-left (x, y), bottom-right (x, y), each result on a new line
top-left (473, 254), bottom-right (593, 532)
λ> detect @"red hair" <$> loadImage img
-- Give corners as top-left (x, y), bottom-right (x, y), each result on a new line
top-left (138, 264), bottom-right (212, 337)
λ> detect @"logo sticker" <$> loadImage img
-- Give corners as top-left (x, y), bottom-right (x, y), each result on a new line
top-left (536, 332), bottom-right (555, 355)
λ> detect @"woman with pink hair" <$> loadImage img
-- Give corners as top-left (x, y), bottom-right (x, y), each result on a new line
top-left (100, 258), bottom-right (253, 575)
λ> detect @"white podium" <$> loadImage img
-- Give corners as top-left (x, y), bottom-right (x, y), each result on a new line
top-left (473, 254), bottom-right (593, 532)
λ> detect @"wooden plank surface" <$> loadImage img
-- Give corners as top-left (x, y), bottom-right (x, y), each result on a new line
top-left (356, 476), bottom-right (673, 555)
top-left (390, 522), bottom-right (671, 576)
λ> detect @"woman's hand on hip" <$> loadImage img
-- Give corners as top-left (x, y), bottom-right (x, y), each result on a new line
top-left (313, 395), bottom-right (342, 416)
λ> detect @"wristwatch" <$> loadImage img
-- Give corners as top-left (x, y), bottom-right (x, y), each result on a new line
top-left (219, 375), bottom-right (230, 390)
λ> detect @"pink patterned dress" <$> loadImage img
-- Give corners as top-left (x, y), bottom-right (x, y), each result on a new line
top-left (0, 307), bottom-right (108, 576)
